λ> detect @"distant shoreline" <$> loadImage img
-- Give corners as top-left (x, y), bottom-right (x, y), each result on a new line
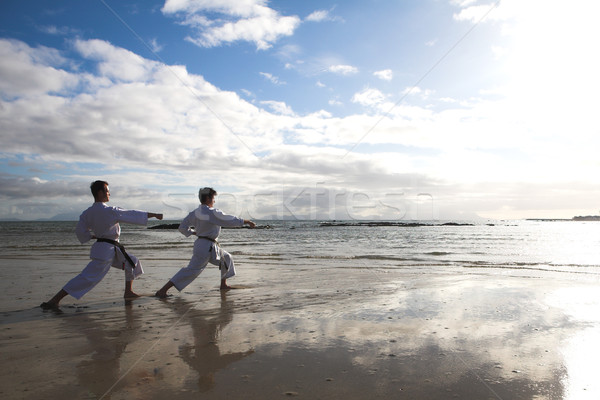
top-left (572, 215), bottom-right (600, 221)
top-left (527, 216), bottom-right (600, 222)
top-left (2, 215), bottom-right (600, 223)
top-left (526, 218), bottom-right (572, 222)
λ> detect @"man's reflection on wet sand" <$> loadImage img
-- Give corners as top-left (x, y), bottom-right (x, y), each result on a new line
top-left (47, 302), bottom-right (143, 399)
top-left (166, 291), bottom-right (254, 392)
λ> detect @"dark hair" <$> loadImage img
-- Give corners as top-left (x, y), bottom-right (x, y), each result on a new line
top-left (90, 180), bottom-right (108, 199)
top-left (198, 187), bottom-right (217, 204)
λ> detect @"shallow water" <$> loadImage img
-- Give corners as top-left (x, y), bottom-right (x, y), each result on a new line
top-left (2, 219), bottom-right (600, 273)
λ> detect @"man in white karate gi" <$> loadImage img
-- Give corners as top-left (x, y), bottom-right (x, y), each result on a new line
top-left (41, 180), bottom-right (163, 309)
top-left (154, 187), bottom-right (255, 298)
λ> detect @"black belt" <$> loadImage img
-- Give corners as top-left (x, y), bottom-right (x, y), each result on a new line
top-left (197, 235), bottom-right (218, 244)
top-left (97, 238), bottom-right (136, 269)
top-left (196, 236), bottom-right (225, 270)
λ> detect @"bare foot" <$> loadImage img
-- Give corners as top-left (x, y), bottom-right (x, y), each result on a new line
top-left (220, 284), bottom-right (232, 291)
top-left (124, 291), bottom-right (141, 299)
top-left (154, 290), bottom-right (168, 299)
top-left (40, 301), bottom-right (59, 310)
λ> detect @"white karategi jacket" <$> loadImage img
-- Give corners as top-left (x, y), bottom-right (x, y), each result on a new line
top-left (63, 202), bottom-right (148, 299)
top-left (169, 204), bottom-right (244, 291)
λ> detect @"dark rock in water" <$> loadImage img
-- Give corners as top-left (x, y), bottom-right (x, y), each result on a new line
top-left (226, 224), bottom-right (273, 229)
top-left (319, 221), bottom-right (475, 228)
top-left (572, 215), bottom-right (600, 221)
top-left (148, 223), bottom-right (179, 230)
top-left (148, 223), bottom-right (273, 230)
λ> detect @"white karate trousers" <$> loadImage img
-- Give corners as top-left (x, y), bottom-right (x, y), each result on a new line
top-left (170, 239), bottom-right (235, 291)
top-left (63, 242), bottom-right (143, 299)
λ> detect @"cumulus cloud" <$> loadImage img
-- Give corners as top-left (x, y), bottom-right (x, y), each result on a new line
top-left (0, 40), bottom-right (381, 174)
top-left (453, 3), bottom-right (497, 23)
top-left (0, 39), bottom-right (79, 97)
top-left (328, 64), bottom-right (358, 75)
top-left (2, 37), bottom-right (448, 219)
top-left (373, 69), bottom-right (393, 81)
top-left (351, 88), bottom-right (387, 108)
top-left (162, 0), bottom-right (301, 50)
top-left (74, 39), bottom-right (159, 82)
top-left (260, 100), bottom-right (294, 116)
top-left (305, 10), bottom-right (330, 22)
top-left (1, 38), bottom-right (266, 168)
top-left (402, 86), bottom-right (434, 100)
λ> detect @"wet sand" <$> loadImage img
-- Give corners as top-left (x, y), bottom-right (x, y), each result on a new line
top-left (2, 259), bottom-right (600, 399)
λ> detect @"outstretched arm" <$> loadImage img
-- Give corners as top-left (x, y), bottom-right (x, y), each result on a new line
top-left (148, 212), bottom-right (163, 220)
top-left (244, 219), bottom-right (256, 228)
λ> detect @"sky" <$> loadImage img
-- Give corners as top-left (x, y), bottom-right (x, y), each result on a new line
top-left (1, 0), bottom-right (599, 221)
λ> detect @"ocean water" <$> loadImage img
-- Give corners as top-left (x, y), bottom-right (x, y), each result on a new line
top-left (1, 219), bottom-right (600, 275)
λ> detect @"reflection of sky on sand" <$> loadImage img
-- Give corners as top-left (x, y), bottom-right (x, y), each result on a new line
top-left (2, 302), bottom-right (156, 399)
top-left (221, 275), bottom-right (569, 398)
top-left (4, 267), bottom-right (600, 399)
top-left (546, 287), bottom-right (600, 399)
top-left (60, 302), bottom-right (169, 399)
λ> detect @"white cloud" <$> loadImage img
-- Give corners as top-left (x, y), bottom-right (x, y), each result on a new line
top-left (402, 86), bottom-right (434, 100)
top-left (305, 10), bottom-right (329, 22)
top-left (260, 100), bottom-right (294, 116)
top-left (259, 72), bottom-right (285, 85)
top-left (74, 39), bottom-right (161, 83)
top-left (38, 25), bottom-right (76, 36)
top-left (373, 69), bottom-right (393, 81)
top-left (328, 64), bottom-right (358, 75)
top-left (0, 39), bottom-right (79, 97)
top-left (450, 0), bottom-right (478, 6)
top-left (2, 39), bottom-right (432, 219)
top-left (149, 38), bottom-right (164, 53)
top-left (1, 39), bottom-right (268, 169)
top-left (162, 0), bottom-right (301, 50)
top-left (453, 3), bottom-right (497, 23)
top-left (351, 88), bottom-right (387, 107)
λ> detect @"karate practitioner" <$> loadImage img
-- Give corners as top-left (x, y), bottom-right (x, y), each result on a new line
top-left (154, 187), bottom-right (255, 298)
top-left (41, 180), bottom-right (163, 309)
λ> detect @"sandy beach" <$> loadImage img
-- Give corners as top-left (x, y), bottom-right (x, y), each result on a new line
top-left (2, 257), bottom-right (600, 400)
